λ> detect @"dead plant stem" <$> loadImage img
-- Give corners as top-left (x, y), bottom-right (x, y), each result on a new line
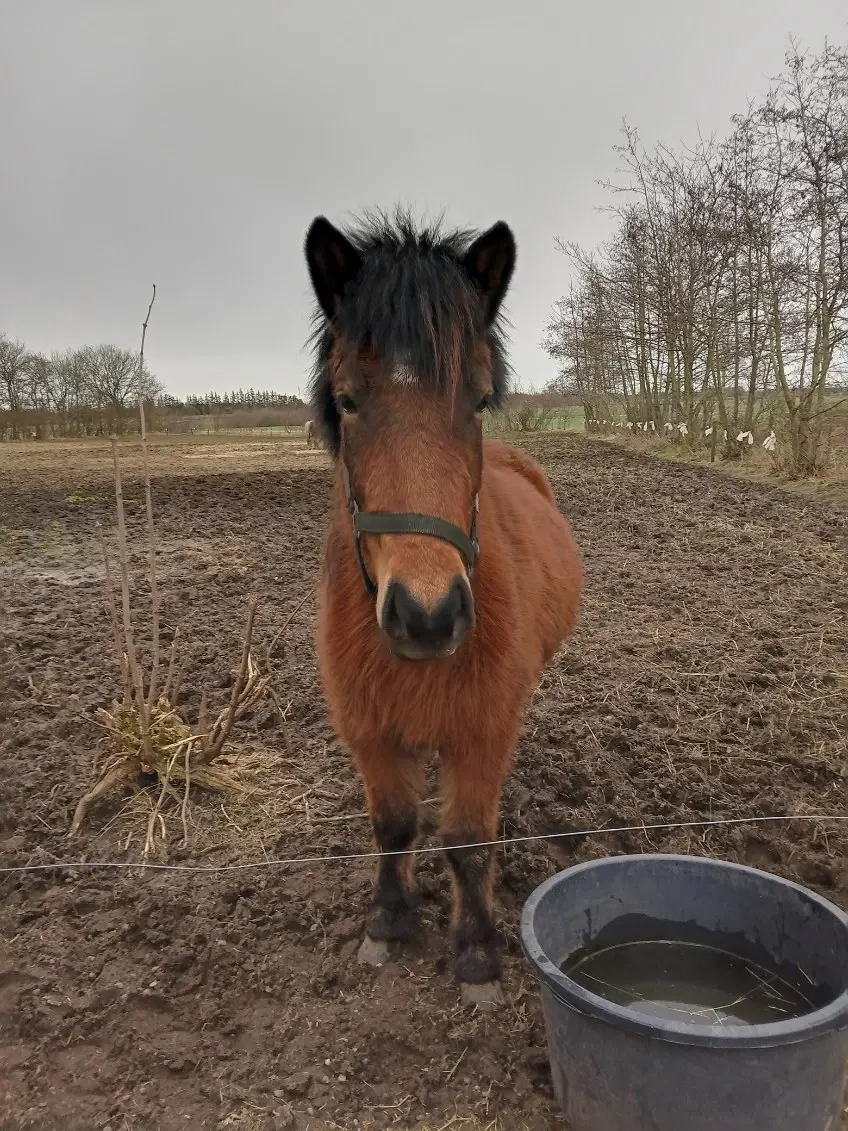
top-left (96, 522), bottom-right (131, 708)
top-left (201, 598), bottom-right (257, 764)
top-left (138, 285), bottom-right (161, 712)
top-left (110, 437), bottom-right (152, 763)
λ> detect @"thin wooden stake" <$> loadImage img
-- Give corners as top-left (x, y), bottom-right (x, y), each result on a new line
top-left (110, 436), bottom-right (152, 763)
top-left (96, 521), bottom-right (131, 709)
top-left (137, 285), bottom-right (161, 712)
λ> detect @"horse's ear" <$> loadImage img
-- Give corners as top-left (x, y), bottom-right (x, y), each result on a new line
top-left (462, 222), bottom-right (516, 324)
top-left (304, 217), bottom-right (363, 320)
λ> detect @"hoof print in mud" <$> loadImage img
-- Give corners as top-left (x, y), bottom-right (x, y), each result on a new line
top-left (460, 980), bottom-right (504, 1009)
top-left (357, 935), bottom-right (391, 967)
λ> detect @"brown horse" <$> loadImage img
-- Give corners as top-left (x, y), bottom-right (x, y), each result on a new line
top-left (304, 211), bottom-right (582, 1004)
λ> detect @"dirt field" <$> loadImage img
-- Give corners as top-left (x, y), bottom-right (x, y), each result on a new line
top-left (1, 432), bottom-right (846, 1131)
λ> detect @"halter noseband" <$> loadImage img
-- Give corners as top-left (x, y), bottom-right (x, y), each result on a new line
top-left (341, 463), bottom-right (479, 600)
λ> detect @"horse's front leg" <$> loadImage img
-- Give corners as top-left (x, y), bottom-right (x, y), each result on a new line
top-left (352, 741), bottom-right (423, 965)
top-left (440, 735), bottom-right (514, 1006)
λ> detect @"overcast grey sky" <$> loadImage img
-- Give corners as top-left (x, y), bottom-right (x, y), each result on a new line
top-left (2, 1), bottom-right (846, 399)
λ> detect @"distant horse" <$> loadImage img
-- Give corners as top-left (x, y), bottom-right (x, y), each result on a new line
top-left (304, 211), bottom-right (582, 1004)
top-left (305, 419), bottom-right (319, 448)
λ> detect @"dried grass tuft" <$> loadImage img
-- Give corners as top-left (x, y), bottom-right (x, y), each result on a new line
top-left (69, 288), bottom-right (274, 852)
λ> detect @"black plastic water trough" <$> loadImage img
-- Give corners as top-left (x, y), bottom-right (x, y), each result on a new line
top-left (520, 854), bottom-right (848, 1131)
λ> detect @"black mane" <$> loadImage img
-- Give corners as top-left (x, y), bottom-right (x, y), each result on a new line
top-left (307, 210), bottom-right (511, 455)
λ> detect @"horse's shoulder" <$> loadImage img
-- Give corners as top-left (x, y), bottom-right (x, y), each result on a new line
top-left (484, 441), bottom-right (556, 504)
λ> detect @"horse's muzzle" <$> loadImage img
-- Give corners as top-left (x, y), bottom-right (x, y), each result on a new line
top-left (380, 576), bottom-right (475, 661)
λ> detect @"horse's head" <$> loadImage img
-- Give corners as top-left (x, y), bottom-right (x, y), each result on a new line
top-left (305, 211), bottom-right (515, 661)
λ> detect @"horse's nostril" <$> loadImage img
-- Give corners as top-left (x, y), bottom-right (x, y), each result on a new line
top-left (439, 577), bottom-right (475, 636)
top-left (380, 577), bottom-right (474, 652)
top-left (381, 580), bottom-right (407, 640)
top-left (450, 576), bottom-right (476, 631)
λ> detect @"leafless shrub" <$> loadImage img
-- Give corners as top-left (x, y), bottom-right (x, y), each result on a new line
top-left (70, 289), bottom-right (272, 852)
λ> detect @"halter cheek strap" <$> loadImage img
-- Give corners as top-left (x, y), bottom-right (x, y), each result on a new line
top-left (341, 463), bottom-right (479, 600)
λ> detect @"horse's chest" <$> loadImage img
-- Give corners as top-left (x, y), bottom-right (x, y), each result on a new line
top-left (338, 648), bottom-right (464, 747)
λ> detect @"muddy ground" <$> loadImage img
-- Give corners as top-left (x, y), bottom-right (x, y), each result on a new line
top-left (1, 433), bottom-right (846, 1130)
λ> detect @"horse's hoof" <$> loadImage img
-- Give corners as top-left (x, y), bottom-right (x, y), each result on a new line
top-left (357, 935), bottom-right (390, 967)
top-left (461, 980), bottom-right (504, 1009)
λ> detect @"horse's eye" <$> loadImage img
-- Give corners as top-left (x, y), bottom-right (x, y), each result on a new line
top-left (476, 394), bottom-right (492, 413)
top-left (338, 394), bottom-right (358, 415)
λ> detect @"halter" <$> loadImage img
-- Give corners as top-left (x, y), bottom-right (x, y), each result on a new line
top-left (341, 462), bottom-right (479, 600)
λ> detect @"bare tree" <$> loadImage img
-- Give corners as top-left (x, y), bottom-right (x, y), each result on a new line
top-left (544, 37), bottom-right (848, 476)
top-left (78, 344), bottom-right (161, 433)
top-left (758, 41), bottom-right (848, 473)
top-left (0, 335), bottom-right (32, 440)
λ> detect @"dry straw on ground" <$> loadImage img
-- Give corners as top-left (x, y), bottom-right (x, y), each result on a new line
top-left (69, 287), bottom-right (272, 852)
